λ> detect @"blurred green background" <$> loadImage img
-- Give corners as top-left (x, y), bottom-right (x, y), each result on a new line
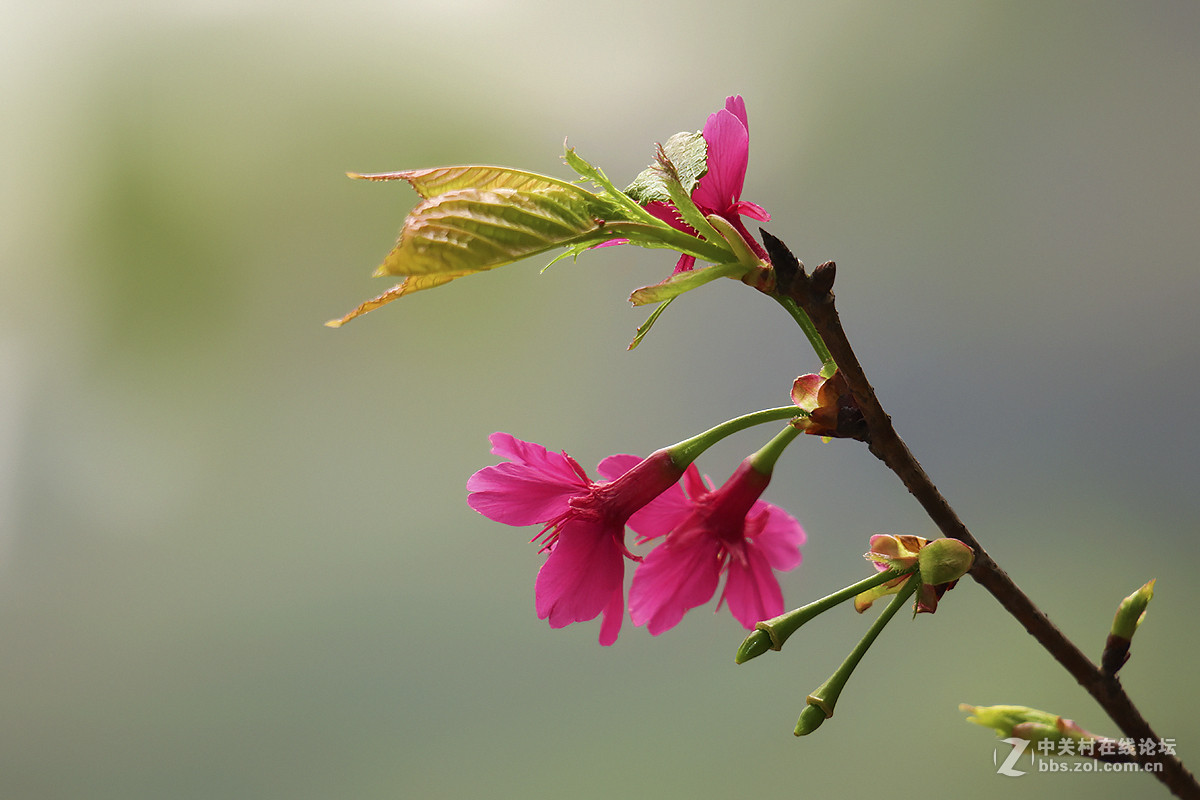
top-left (4, 2), bottom-right (1199, 798)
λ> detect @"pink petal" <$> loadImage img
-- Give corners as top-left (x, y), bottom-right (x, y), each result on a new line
top-left (595, 453), bottom-right (642, 481)
top-left (466, 461), bottom-right (587, 525)
top-left (597, 585), bottom-right (625, 646)
top-left (628, 535), bottom-right (722, 635)
top-left (682, 465), bottom-right (713, 499)
top-left (644, 201), bottom-right (691, 234)
top-left (749, 502), bottom-right (805, 571)
top-left (732, 199), bottom-right (770, 222)
top-left (466, 433), bottom-right (590, 525)
top-left (672, 254), bottom-right (697, 273)
top-left (534, 518), bottom-right (624, 628)
top-left (626, 463), bottom-right (701, 543)
top-left (693, 108), bottom-right (749, 213)
top-left (638, 204), bottom-right (699, 273)
top-left (486, 432), bottom-right (580, 478)
top-left (724, 95), bottom-right (749, 131)
top-left (722, 545), bottom-right (784, 629)
top-left (791, 374), bottom-right (823, 410)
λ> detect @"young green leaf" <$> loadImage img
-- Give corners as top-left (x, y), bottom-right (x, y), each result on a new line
top-left (627, 298), bottom-right (675, 350)
top-left (325, 272), bottom-right (467, 327)
top-left (628, 262), bottom-right (744, 306)
top-left (376, 190), bottom-right (609, 277)
top-left (351, 166), bottom-right (590, 198)
top-left (624, 131), bottom-right (707, 205)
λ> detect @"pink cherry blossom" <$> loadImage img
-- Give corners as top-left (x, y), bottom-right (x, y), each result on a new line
top-left (648, 95), bottom-right (771, 273)
top-left (627, 458), bottom-right (804, 635)
top-left (466, 433), bottom-right (684, 645)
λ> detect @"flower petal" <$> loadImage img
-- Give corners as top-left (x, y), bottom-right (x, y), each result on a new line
top-left (672, 254), bottom-right (697, 273)
top-left (644, 200), bottom-right (691, 233)
top-left (748, 502), bottom-right (805, 571)
top-left (486, 432), bottom-right (581, 478)
top-left (722, 544), bottom-right (784, 629)
top-left (467, 462), bottom-right (586, 525)
top-left (466, 433), bottom-right (590, 525)
top-left (732, 199), bottom-right (770, 222)
top-left (628, 534), bottom-right (722, 635)
top-left (692, 107), bottom-right (749, 213)
top-left (724, 95), bottom-right (749, 131)
top-left (626, 463), bottom-right (703, 543)
top-left (595, 453), bottom-right (641, 481)
top-left (791, 374), bottom-right (824, 411)
top-left (597, 584), bottom-right (625, 646)
top-left (535, 518), bottom-right (624, 628)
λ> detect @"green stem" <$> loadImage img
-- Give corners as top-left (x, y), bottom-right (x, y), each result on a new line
top-left (667, 406), bottom-right (805, 469)
top-left (796, 575), bottom-right (920, 735)
top-left (749, 423), bottom-right (803, 474)
top-left (736, 566), bottom-right (917, 663)
top-left (773, 294), bottom-right (836, 376)
top-left (602, 221), bottom-right (736, 265)
top-left (767, 567), bottom-right (914, 648)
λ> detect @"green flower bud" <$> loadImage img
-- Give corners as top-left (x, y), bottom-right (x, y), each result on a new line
top-left (959, 703), bottom-right (1124, 755)
top-left (735, 630), bottom-right (774, 664)
top-left (1111, 579), bottom-right (1155, 641)
top-left (959, 703), bottom-right (1061, 739)
top-left (1102, 578), bottom-right (1155, 675)
top-left (918, 538), bottom-right (975, 586)
top-left (794, 702), bottom-right (829, 736)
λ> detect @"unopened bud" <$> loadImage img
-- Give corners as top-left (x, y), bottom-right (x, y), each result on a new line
top-left (1111, 579), bottom-right (1155, 641)
top-left (735, 630), bottom-right (774, 664)
top-left (794, 702), bottom-right (829, 736)
top-left (1102, 579), bottom-right (1155, 675)
top-left (918, 538), bottom-right (974, 586)
top-left (959, 704), bottom-right (1061, 740)
top-left (960, 703), bottom-right (1128, 757)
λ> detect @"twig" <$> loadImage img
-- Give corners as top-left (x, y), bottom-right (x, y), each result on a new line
top-left (761, 230), bottom-right (1199, 799)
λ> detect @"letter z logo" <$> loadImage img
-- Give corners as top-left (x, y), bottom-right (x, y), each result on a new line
top-left (995, 738), bottom-right (1030, 776)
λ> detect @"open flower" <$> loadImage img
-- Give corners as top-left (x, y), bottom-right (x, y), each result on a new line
top-left (645, 95), bottom-right (771, 273)
top-left (466, 433), bottom-right (685, 645)
top-left (626, 458), bottom-right (804, 635)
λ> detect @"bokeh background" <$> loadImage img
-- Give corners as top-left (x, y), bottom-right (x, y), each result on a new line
top-left (4, 2), bottom-right (1199, 798)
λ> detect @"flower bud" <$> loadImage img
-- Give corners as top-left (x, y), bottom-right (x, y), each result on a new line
top-left (793, 702), bottom-right (829, 736)
top-left (959, 704), bottom-right (1061, 740)
top-left (735, 630), bottom-right (773, 664)
top-left (1111, 579), bottom-right (1155, 642)
top-left (918, 538), bottom-right (974, 585)
top-left (1102, 578), bottom-right (1155, 674)
top-left (959, 703), bottom-right (1130, 757)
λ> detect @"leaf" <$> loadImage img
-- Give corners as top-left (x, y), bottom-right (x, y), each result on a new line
top-left (627, 262), bottom-right (744, 306)
top-left (654, 161), bottom-right (724, 248)
top-left (349, 166), bottom-right (621, 277)
top-left (324, 272), bottom-right (468, 327)
top-left (624, 131), bottom-right (708, 205)
top-left (374, 183), bottom-right (611, 277)
top-left (350, 166), bottom-right (588, 198)
top-left (627, 298), bottom-right (675, 350)
top-left (563, 146), bottom-right (659, 225)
